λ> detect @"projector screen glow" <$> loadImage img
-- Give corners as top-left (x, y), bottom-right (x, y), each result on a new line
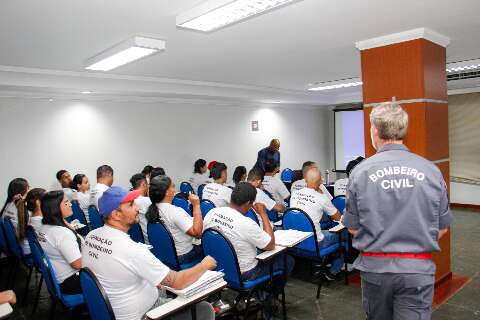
top-left (335, 110), bottom-right (365, 171)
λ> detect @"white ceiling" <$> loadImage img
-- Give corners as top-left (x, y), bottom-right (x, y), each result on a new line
top-left (1, 0), bottom-right (479, 106)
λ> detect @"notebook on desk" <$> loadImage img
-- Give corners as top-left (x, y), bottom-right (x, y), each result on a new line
top-left (164, 270), bottom-right (225, 298)
top-left (274, 230), bottom-right (313, 247)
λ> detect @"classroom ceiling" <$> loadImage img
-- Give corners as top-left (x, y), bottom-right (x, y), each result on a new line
top-left (0, 0), bottom-right (479, 106)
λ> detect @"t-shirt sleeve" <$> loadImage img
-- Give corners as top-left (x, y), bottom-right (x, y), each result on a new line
top-left (244, 220), bottom-right (271, 250)
top-left (131, 245), bottom-right (171, 286)
top-left (320, 184), bottom-right (333, 200)
top-left (342, 178), bottom-right (360, 229)
top-left (173, 207), bottom-right (194, 233)
top-left (321, 197), bottom-right (338, 216)
top-left (438, 180), bottom-right (453, 230)
top-left (223, 187), bottom-right (232, 204)
top-left (58, 230), bottom-right (82, 264)
top-left (278, 179), bottom-right (290, 200)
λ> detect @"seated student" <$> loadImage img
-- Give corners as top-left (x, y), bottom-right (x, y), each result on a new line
top-left (146, 176), bottom-right (203, 264)
top-left (150, 167), bottom-right (166, 180)
top-left (71, 174), bottom-right (91, 217)
top-left (202, 163), bottom-right (232, 207)
top-left (262, 160), bottom-right (290, 205)
top-left (90, 165), bottom-right (114, 208)
top-left (333, 156), bottom-right (364, 197)
top-left (188, 159), bottom-right (211, 192)
top-left (82, 186), bottom-right (216, 320)
top-left (56, 170), bottom-right (74, 201)
top-left (26, 188), bottom-right (46, 231)
top-left (130, 173), bottom-right (152, 244)
top-left (38, 190), bottom-right (83, 294)
top-left (204, 182), bottom-right (294, 280)
top-left (141, 165), bottom-right (154, 184)
top-left (0, 178), bottom-right (30, 254)
top-left (291, 161), bottom-right (333, 200)
top-left (0, 290), bottom-right (16, 305)
top-left (230, 166), bottom-right (247, 188)
top-left (247, 167), bottom-right (286, 214)
top-left (290, 168), bottom-right (343, 277)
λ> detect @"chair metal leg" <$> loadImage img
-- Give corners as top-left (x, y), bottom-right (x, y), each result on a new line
top-left (316, 274), bottom-right (323, 299)
top-left (8, 259), bottom-right (19, 289)
top-left (243, 290), bottom-right (253, 320)
top-left (281, 286), bottom-right (287, 320)
top-left (49, 300), bottom-right (57, 320)
top-left (22, 266), bottom-right (33, 305)
top-left (32, 274), bottom-right (43, 316)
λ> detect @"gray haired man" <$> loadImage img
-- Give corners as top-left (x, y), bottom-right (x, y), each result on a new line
top-left (343, 102), bottom-right (453, 320)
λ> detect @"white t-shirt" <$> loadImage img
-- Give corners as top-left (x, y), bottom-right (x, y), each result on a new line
top-left (3, 202), bottom-right (31, 254)
top-left (202, 183), bottom-right (232, 208)
top-left (82, 225), bottom-right (170, 320)
top-left (157, 203), bottom-right (194, 256)
top-left (73, 190), bottom-right (91, 223)
top-left (334, 178), bottom-right (348, 197)
top-left (37, 225), bottom-right (82, 283)
top-left (29, 215), bottom-right (43, 232)
top-left (188, 173), bottom-right (211, 193)
top-left (90, 183), bottom-right (109, 208)
top-left (262, 175), bottom-right (290, 204)
top-left (291, 179), bottom-right (333, 200)
top-left (63, 188), bottom-right (74, 201)
top-left (204, 207), bottom-right (271, 273)
top-left (135, 196), bottom-right (152, 245)
top-left (289, 187), bottom-right (338, 242)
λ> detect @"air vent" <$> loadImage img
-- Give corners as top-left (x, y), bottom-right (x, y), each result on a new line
top-left (447, 70), bottom-right (480, 81)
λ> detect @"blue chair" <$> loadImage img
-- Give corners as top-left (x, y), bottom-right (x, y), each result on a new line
top-left (197, 184), bottom-right (206, 199)
top-left (280, 168), bottom-right (294, 183)
top-left (200, 199), bottom-right (215, 218)
top-left (245, 208), bottom-right (260, 226)
top-left (127, 223), bottom-right (145, 243)
top-left (147, 223), bottom-right (198, 271)
top-left (180, 181), bottom-right (195, 195)
top-left (332, 196), bottom-right (346, 214)
top-left (80, 267), bottom-right (116, 320)
top-left (26, 226), bottom-right (45, 316)
top-left (88, 205), bottom-right (104, 230)
top-left (172, 195), bottom-right (193, 216)
top-left (3, 217), bottom-right (35, 302)
top-left (282, 208), bottom-right (343, 299)
top-left (69, 200), bottom-right (90, 236)
top-left (202, 228), bottom-right (286, 319)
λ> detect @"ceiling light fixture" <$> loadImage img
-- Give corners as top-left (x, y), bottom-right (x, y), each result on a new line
top-left (81, 91), bottom-right (92, 94)
top-left (85, 36), bottom-right (166, 71)
top-left (446, 58), bottom-right (480, 73)
top-left (176, 0), bottom-right (302, 32)
top-left (308, 78), bottom-right (363, 91)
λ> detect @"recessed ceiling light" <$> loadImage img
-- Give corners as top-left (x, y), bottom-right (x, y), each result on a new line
top-left (177, 0), bottom-right (303, 32)
top-left (85, 36), bottom-right (166, 71)
top-left (308, 78), bottom-right (363, 91)
top-left (81, 91), bottom-right (92, 94)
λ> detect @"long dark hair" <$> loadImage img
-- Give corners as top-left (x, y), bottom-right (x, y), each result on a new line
top-left (1, 178), bottom-right (29, 240)
top-left (232, 166), bottom-right (247, 185)
top-left (41, 190), bottom-right (82, 250)
top-left (26, 188), bottom-right (46, 212)
top-left (71, 174), bottom-right (86, 191)
top-left (194, 159), bottom-right (206, 174)
top-left (146, 175), bottom-right (172, 223)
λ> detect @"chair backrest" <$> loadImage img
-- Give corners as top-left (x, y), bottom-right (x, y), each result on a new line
top-left (280, 168), bottom-right (294, 183)
top-left (70, 200), bottom-right (89, 228)
top-left (202, 228), bottom-right (242, 288)
top-left (200, 199), bottom-right (216, 219)
top-left (88, 205), bottom-right (104, 230)
top-left (197, 184), bottom-right (206, 199)
top-left (332, 195), bottom-right (346, 214)
top-left (245, 208), bottom-right (260, 226)
top-left (80, 268), bottom-right (116, 320)
top-left (282, 208), bottom-right (319, 255)
top-left (147, 223), bottom-right (180, 271)
top-left (180, 182), bottom-right (195, 195)
top-left (26, 226), bottom-right (43, 269)
top-left (172, 196), bottom-right (192, 216)
top-left (2, 217), bottom-right (24, 258)
top-left (0, 218), bottom-right (9, 255)
top-left (39, 247), bottom-right (63, 300)
top-left (127, 223), bottom-right (145, 243)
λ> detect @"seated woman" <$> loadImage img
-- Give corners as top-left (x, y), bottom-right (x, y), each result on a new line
top-left (37, 190), bottom-right (83, 294)
top-left (71, 174), bottom-right (91, 217)
top-left (188, 159), bottom-right (210, 192)
top-left (26, 188), bottom-right (46, 231)
top-left (146, 176), bottom-right (203, 265)
top-left (230, 166), bottom-right (247, 188)
top-left (0, 178), bottom-right (30, 254)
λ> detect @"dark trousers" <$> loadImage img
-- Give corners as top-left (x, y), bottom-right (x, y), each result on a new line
top-left (361, 272), bottom-right (434, 320)
top-left (59, 273), bottom-right (82, 295)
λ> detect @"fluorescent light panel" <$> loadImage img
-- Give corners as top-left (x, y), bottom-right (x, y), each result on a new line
top-left (446, 58), bottom-right (480, 73)
top-left (308, 78), bottom-right (363, 92)
top-left (177, 0), bottom-right (300, 32)
top-left (85, 36), bottom-right (166, 71)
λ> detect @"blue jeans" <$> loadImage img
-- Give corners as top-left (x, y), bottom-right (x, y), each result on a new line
top-left (178, 245), bottom-right (203, 265)
top-left (320, 230), bottom-right (344, 274)
top-left (242, 255), bottom-right (295, 281)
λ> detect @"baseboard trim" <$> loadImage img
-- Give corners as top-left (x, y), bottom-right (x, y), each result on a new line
top-left (450, 203), bottom-right (480, 211)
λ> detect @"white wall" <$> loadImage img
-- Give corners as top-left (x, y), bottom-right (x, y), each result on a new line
top-left (450, 182), bottom-right (480, 206)
top-left (0, 97), bottom-right (333, 203)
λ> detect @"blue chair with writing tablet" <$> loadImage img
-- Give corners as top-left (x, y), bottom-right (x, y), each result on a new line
top-left (197, 184), bottom-right (206, 199)
top-left (180, 181), bottom-right (195, 195)
top-left (80, 267), bottom-right (116, 320)
top-left (69, 200), bottom-right (90, 236)
top-left (172, 195), bottom-right (193, 216)
top-left (245, 208), bottom-right (260, 226)
top-left (282, 208), bottom-right (344, 299)
top-left (280, 168), bottom-right (294, 184)
top-left (88, 205), bottom-right (104, 230)
top-left (200, 199), bottom-right (216, 218)
top-left (127, 223), bottom-right (145, 243)
top-left (202, 228), bottom-right (286, 319)
top-left (331, 196), bottom-right (346, 214)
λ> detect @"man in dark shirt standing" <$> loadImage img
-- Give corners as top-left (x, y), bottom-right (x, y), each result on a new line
top-left (255, 139), bottom-right (280, 171)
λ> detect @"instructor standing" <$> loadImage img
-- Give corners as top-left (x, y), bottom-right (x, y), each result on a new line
top-left (255, 139), bottom-right (280, 172)
top-left (343, 103), bottom-right (453, 320)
